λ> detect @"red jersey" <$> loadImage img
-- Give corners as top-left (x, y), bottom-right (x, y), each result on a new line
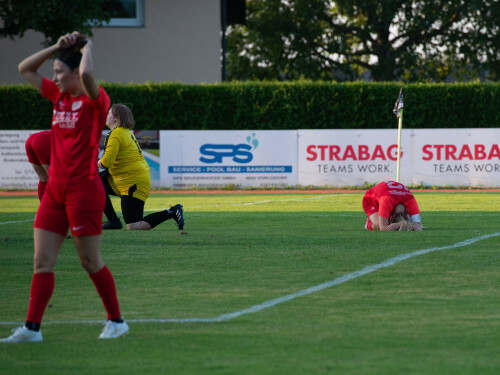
top-left (364, 181), bottom-right (420, 219)
top-left (42, 78), bottom-right (110, 183)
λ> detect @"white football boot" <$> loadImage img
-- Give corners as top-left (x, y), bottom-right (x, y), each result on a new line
top-left (98, 320), bottom-right (129, 339)
top-left (1, 326), bottom-right (43, 343)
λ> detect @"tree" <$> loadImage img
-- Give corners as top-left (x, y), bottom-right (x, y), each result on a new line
top-left (226, 0), bottom-right (500, 82)
top-left (0, 0), bottom-right (111, 46)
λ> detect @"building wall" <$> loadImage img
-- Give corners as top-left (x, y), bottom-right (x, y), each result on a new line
top-left (0, 0), bottom-right (221, 84)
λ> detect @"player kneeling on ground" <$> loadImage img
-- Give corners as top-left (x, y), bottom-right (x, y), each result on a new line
top-left (98, 104), bottom-right (184, 231)
top-left (362, 181), bottom-right (422, 231)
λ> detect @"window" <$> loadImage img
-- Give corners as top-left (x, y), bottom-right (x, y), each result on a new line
top-left (102, 0), bottom-right (144, 27)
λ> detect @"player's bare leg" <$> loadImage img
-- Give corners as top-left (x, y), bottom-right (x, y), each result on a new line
top-left (368, 212), bottom-right (380, 231)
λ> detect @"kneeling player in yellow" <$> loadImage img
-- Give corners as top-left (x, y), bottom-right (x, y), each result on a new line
top-left (98, 104), bottom-right (184, 231)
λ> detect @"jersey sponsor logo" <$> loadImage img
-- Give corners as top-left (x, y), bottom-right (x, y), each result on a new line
top-left (71, 101), bottom-right (83, 111)
top-left (388, 190), bottom-right (412, 196)
top-left (53, 111), bottom-right (80, 129)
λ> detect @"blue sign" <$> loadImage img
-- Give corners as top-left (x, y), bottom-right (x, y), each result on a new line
top-left (199, 144), bottom-right (253, 164)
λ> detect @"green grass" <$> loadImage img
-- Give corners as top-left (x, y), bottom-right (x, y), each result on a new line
top-left (0, 192), bottom-right (499, 375)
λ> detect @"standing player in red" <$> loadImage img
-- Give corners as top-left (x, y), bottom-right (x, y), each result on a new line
top-left (362, 181), bottom-right (423, 231)
top-left (25, 130), bottom-right (51, 201)
top-left (1, 32), bottom-right (128, 343)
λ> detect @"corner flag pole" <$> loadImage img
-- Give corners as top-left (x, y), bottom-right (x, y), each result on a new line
top-left (393, 88), bottom-right (404, 182)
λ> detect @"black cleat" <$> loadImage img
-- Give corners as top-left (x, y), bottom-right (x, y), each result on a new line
top-left (170, 204), bottom-right (184, 230)
top-left (103, 218), bottom-right (123, 230)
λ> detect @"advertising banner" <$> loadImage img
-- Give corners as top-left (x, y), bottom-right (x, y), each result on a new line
top-left (0, 130), bottom-right (41, 189)
top-left (410, 129), bottom-right (500, 187)
top-left (298, 130), bottom-right (412, 186)
top-left (2, 129), bottom-right (499, 189)
top-left (0, 130), bottom-right (160, 189)
top-left (160, 130), bottom-right (298, 188)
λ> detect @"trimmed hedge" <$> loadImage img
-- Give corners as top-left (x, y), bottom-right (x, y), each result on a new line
top-left (0, 82), bottom-right (498, 130)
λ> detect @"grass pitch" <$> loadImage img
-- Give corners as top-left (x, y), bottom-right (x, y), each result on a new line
top-left (0, 191), bottom-right (499, 375)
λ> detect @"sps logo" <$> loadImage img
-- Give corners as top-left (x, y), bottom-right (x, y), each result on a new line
top-left (199, 133), bottom-right (259, 164)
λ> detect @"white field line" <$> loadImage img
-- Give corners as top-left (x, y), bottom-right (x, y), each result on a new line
top-left (228, 195), bottom-right (334, 207)
top-left (0, 196), bottom-right (336, 226)
top-left (186, 195), bottom-right (336, 209)
top-left (1, 231), bottom-right (498, 327)
top-left (0, 218), bottom-right (34, 225)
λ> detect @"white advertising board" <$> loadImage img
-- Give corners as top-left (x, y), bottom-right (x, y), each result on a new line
top-left (0, 130), bottom-right (160, 189)
top-left (2, 129), bottom-right (499, 189)
top-left (410, 129), bottom-right (500, 187)
top-left (160, 130), bottom-right (298, 188)
top-left (298, 130), bottom-right (413, 186)
top-left (0, 130), bottom-right (42, 189)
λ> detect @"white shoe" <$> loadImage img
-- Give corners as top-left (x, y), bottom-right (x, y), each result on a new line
top-left (98, 320), bottom-right (129, 339)
top-left (0, 326), bottom-right (43, 343)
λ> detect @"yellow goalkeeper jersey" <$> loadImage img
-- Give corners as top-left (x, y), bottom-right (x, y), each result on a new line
top-left (100, 127), bottom-right (150, 184)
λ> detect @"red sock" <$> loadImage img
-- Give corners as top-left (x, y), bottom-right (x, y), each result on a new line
top-left (38, 181), bottom-right (47, 201)
top-left (365, 218), bottom-right (373, 230)
top-left (89, 266), bottom-right (121, 320)
top-left (26, 272), bottom-right (55, 324)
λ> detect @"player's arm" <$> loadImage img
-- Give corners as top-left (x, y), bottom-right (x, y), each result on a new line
top-left (19, 32), bottom-right (85, 93)
top-left (408, 216), bottom-right (423, 231)
top-left (376, 198), bottom-right (396, 231)
top-left (386, 218), bottom-right (423, 231)
top-left (411, 222), bottom-right (423, 231)
top-left (378, 216), bottom-right (396, 231)
top-left (99, 132), bottom-right (120, 169)
top-left (18, 45), bottom-right (59, 93)
top-left (79, 38), bottom-right (100, 100)
top-left (408, 209), bottom-right (423, 231)
top-left (368, 212), bottom-right (394, 231)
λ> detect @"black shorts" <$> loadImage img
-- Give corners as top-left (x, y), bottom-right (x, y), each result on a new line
top-left (120, 195), bottom-right (145, 224)
top-left (101, 171), bottom-right (145, 224)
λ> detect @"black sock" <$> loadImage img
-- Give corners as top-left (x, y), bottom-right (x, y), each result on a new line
top-left (111, 317), bottom-right (124, 323)
top-left (25, 321), bottom-right (41, 332)
top-left (143, 210), bottom-right (171, 229)
top-left (104, 195), bottom-right (119, 222)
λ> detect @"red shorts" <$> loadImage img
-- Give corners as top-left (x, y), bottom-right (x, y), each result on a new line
top-left (362, 196), bottom-right (378, 217)
top-left (35, 178), bottom-right (105, 236)
top-left (25, 131), bottom-right (51, 165)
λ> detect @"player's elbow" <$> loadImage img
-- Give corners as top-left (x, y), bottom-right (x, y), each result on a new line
top-left (18, 62), bottom-right (32, 76)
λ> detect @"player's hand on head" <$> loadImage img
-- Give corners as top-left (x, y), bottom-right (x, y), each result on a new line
top-left (386, 222), bottom-right (401, 231)
top-left (56, 33), bottom-right (76, 49)
top-left (56, 32), bottom-right (87, 50)
top-left (80, 38), bottom-right (92, 53)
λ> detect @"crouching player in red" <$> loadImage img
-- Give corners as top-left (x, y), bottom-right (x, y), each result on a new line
top-left (1, 32), bottom-right (128, 343)
top-left (363, 181), bottom-right (423, 231)
top-left (25, 130), bottom-right (51, 201)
